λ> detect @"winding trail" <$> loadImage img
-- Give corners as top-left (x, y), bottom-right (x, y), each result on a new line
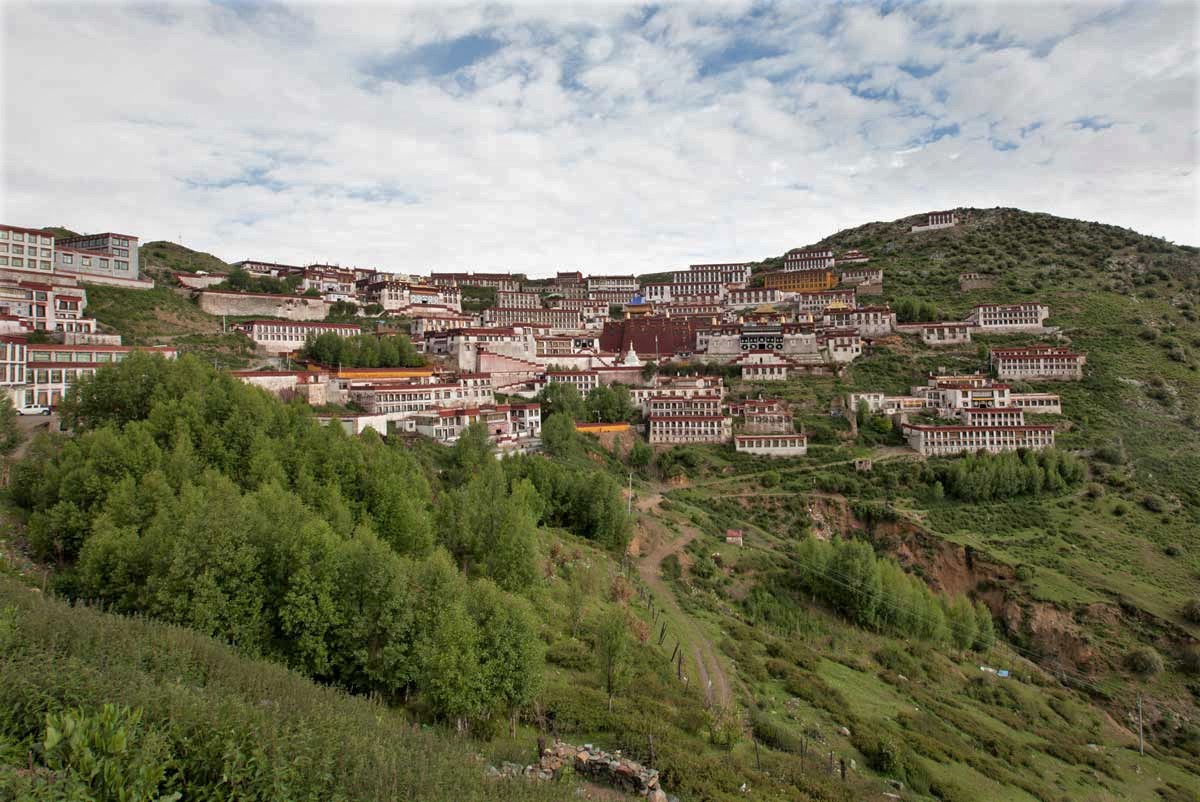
top-left (635, 494), bottom-right (732, 708)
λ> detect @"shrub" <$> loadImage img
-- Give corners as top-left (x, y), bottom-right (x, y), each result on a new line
top-left (1142, 494), bottom-right (1167, 513)
top-left (1126, 646), bottom-right (1164, 677)
top-left (750, 710), bottom-right (803, 753)
top-left (1182, 598), bottom-right (1200, 625)
top-left (1179, 647), bottom-right (1200, 676)
top-left (660, 553), bottom-right (682, 581)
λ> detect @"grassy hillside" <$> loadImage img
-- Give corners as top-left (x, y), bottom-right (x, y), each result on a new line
top-left (41, 226), bottom-right (79, 239)
top-left (82, 284), bottom-right (257, 368)
top-left (140, 239), bottom-right (233, 276)
top-left (0, 573), bottom-right (563, 802)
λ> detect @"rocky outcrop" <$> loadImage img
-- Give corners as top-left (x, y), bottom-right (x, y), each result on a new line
top-left (486, 740), bottom-right (672, 801)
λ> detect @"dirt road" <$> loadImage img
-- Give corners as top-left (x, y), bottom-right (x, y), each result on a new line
top-left (635, 496), bottom-right (733, 708)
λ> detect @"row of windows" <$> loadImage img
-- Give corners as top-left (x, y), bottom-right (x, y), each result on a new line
top-left (29, 350), bottom-right (122, 363)
top-left (0, 231), bottom-right (52, 244)
top-left (0, 244), bottom-right (52, 257)
top-left (0, 257), bottom-right (53, 270)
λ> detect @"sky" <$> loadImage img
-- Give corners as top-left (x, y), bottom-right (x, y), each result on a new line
top-left (0, 1), bottom-right (1196, 276)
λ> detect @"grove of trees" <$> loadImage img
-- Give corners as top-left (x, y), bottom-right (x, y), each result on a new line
top-left (8, 354), bottom-right (620, 732)
top-left (300, 332), bottom-right (424, 368)
top-left (793, 535), bottom-right (995, 651)
top-left (932, 448), bottom-right (1085, 502)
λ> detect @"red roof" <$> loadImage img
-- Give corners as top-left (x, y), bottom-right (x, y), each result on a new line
top-left (56, 232), bottom-right (139, 242)
top-left (1, 224), bottom-right (54, 237)
top-left (648, 415), bottom-right (727, 421)
top-left (243, 320), bottom-right (360, 330)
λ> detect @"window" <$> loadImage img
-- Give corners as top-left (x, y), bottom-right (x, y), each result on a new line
top-left (115, 260), bottom-right (128, 270)
top-left (12, 233), bottom-right (22, 242)
top-left (0, 258), bottom-right (6, 266)
top-left (99, 259), bottom-right (109, 268)
top-left (61, 253), bottom-right (72, 264)
top-left (12, 245), bottom-right (23, 255)
top-left (40, 248), bottom-right (50, 257)
top-left (81, 257), bottom-right (91, 266)
top-left (11, 258), bottom-right (22, 267)
top-left (40, 261), bottom-right (51, 270)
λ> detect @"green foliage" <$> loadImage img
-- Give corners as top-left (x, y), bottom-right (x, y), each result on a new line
top-left (540, 412), bottom-right (578, 456)
top-left (327, 299), bottom-right (359, 319)
top-left (933, 448), bottom-right (1084, 502)
top-left (0, 577), bottom-right (560, 802)
top-left (1126, 646), bottom-right (1164, 676)
top-left (9, 355), bottom-right (541, 729)
top-left (1182, 598), bottom-right (1200, 625)
top-left (0, 395), bottom-right (21, 456)
top-left (595, 606), bottom-right (631, 709)
top-left (38, 704), bottom-right (177, 802)
top-left (140, 240), bottom-right (230, 275)
top-left (535, 382), bottom-right (586, 420)
top-left (300, 332), bottom-right (423, 368)
top-left (215, 266), bottom-right (301, 295)
top-left (503, 451), bottom-right (631, 552)
top-left (793, 535), bottom-right (979, 645)
top-left (585, 384), bottom-right (636, 423)
top-left (460, 286), bottom-right (497, 313)
top-left (628, 439), bottom-right (652, 472)
top-left (892, 296), bottom-right (943, 323)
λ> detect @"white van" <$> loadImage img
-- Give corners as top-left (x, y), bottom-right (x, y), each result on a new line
top-left (17, 404), bottom-right (52, 416)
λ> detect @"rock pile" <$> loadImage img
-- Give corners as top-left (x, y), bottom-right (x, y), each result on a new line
top-left (486, 739), bottom-right (671, 801)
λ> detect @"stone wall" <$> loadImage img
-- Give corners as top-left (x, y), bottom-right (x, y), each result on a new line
top-left (487, 740), bottom-right (671, 802)
top-left (197, 290), bottom-right (331, 321)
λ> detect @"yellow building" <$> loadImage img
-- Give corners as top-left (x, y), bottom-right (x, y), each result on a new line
top-left (762, 269), bottom-right (837, 292)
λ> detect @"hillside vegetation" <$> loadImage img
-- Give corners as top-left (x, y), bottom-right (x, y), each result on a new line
top-left (140, 240), bottom-right (233, 276)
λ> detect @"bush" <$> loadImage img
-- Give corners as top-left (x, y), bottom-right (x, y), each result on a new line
top-left (751, 710), bottom-right (803, 753)
top-left (1126, 646), bottom-right (1164, 677)
top-left (660, 553), bottom-right (682, 581)
top-left (1182, 598), bottom-right (1200, 625)
top-left (1142, 494), bottom-right (1167, 513)
top-left (1179, 647), bottom-right (1200, 676)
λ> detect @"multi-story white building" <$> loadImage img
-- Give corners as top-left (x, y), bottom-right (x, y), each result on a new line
top-left (540, 369), bottom-right (600, 396)
top-left (967, 303), bottom-right (1050, 332)
top-left (837, 250), bottom-right (871, 264)
top-left (0, 278), bottom-right (98, 334)
top-left (990, 346), bottom-right (1085, 381)
top-left (54, 232), bottom-right (139, 279)
top-left (236, 320), bottom-right (361, 354)
top-left (496, 291), bottom-right (542, 309)
top-left (822, 306), bottom-right (896, 337)
top-left (734, 433), bottom-right (807, 457)
top-left (646, 392), bottom-right (730, 444)
top-left (0, 335), bottom-right (27, 390)
top-left (956, 407), bottom-right (1026, 427)
top-left (19, 343), bottom-right (177, 408)
top-left (0, 225), bottom-right (55, 273)
top-left (485, 306), bottom-right (583, 330)
top-left (733, 350), bottom-right (799, 381)
top-left (902, 423), bottom-right (1055, 456)
top-left (414, 403), bottom-right (540, 444)
top-left (586, 275), bottom-right (638, 293)
top-left (727, 287), bottom-right (785, 309)
top-left (429, 272), bottom-right (521, 292)
top-left (921, 323), bottom-right (972, 346)
top-left (794, 288), bottom-right (857, 315)
top-left (361, 279), bottom-right (462, 313)
top-left (783, 248), bottom-right (834, 272)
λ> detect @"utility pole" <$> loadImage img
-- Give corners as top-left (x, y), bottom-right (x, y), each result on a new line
top-left (1137, 693), bottom-right (1144, 756)
top-left (627, 470), bottom-right (633, 515)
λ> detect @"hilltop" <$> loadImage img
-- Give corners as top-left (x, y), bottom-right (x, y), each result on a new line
top-left (139, 239), bottom-right (233, 277)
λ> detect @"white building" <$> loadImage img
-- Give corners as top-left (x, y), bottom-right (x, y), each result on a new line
top-left (990, 346), bottom-right (1085, 381)
top-left (902, 423), bottom-right (1055, 456)
top-left (734, 433), bottom-right (807, 456)
top-left (783, 248), bottom-right (835, 272)
top-left (0, 225), bottom-right (55, 273)
top-left (236, 320), bottom-right (361, 354)
top-left (921, 323), bottom-right (972, 346)
top-left (911, 212), bottom-right (958, 232)
top-left (967, 303), bottom-right (1050, 332)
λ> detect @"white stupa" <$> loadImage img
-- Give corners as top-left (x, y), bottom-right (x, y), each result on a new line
top-left (622, 343), bottom-right (643, 367)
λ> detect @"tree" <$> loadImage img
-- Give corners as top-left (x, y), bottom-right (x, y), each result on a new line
top-left (972, 600), bottom-right (996, 651)
top-left (946, 596), bottom-right (978, 651)
top-left (828, 538), bottom-right (882, 628)
top-left (0, 395), bottom-right (22, 456)
top-left (640, 361), bottom-right (658, 382)
top-left (596, 606), bottom-right (631, 711)
top-left (536, 382), bottom-right (586, 420)
top-left (586, 384), bottom-right (635, 423)
top-left (541, 413), bottom-right (578, 456)
top-left (628, 439), bottom-right (652, 473)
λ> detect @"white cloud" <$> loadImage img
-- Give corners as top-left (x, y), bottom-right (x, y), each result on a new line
top-left (0, 0), bottom-right (1195, 276)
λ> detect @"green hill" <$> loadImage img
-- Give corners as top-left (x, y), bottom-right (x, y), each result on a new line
top-left (41, 225), bottom-right (80, 239)
top-left (5, 208), bottom-right (1199, 801)
top-left (139, 239), bottom-right (233, 276)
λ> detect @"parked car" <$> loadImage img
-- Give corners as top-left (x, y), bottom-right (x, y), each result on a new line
top-left (17, 404), bottom-right (52, 416)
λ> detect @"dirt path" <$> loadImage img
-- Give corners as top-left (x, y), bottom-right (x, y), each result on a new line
top-left (635, 497), bottom-right (733, 708)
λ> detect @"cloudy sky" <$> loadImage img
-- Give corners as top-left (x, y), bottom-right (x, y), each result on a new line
top-left (1, 1), bottom-right (1196, 275)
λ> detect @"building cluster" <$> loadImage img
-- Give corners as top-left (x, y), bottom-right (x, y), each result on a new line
top-left (0, 223), bottom-right (169, 411)
top-left (847, 352), bottom-right (1081, 456)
